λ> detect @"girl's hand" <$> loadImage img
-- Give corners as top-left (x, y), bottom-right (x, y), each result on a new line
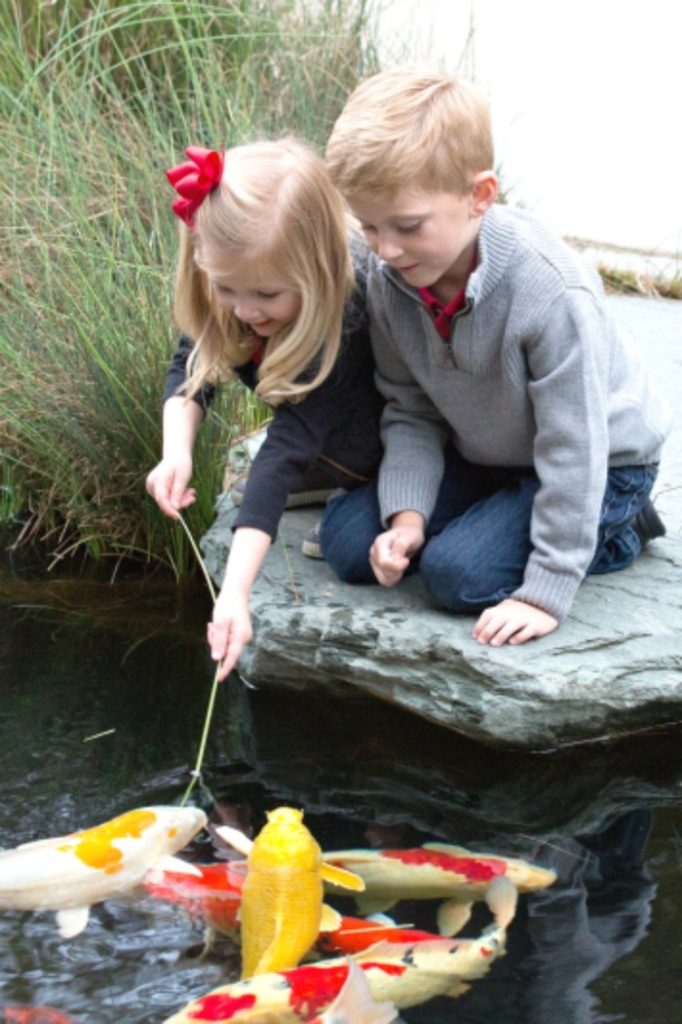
top-left (146, 455), bottom-right (196, 519)
top-left (473, 598), bottom-right (558, 646)
top-left (208, 592), bottom-right (253, 681)
top-left (370, 521), bottom-right (425, 586)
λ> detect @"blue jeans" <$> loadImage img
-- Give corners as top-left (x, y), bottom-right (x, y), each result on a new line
top-left (319, 451), bottom-right (659, 614)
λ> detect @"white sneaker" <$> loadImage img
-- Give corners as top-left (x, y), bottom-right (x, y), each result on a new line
top-left (230, 475), bottom-right (335, 509)
top-left (301, 521), bottom-right (323, 559)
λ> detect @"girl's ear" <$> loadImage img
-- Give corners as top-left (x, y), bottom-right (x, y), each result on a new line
top-left (470, 171), bottom-right (498, 216)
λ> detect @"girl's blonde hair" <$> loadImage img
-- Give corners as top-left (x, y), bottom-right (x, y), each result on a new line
top-left (326, 66), bottom-right (493, 197)
top-left (173, 138), bottom-right (354, 405)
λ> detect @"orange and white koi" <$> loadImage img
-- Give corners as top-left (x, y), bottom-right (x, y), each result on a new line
top-left (162, 875), bottom-right (517, 1023)
top-left (2, 1009), bottom-right (78, 1024)
top-left (0, 806), bottom-right (206, 938)
top-left (217, 808), bottom-right (365, 978)
top-left (316, 913), bottom-right (440, 957)
top-left (323, 841), bottom-right (556, 935)
top-left (143, 860), bottom-right (245, 937)
top-left (144, 864), bottom-right (428, 958)
top-left (144, 867), bottom-right (434, 959)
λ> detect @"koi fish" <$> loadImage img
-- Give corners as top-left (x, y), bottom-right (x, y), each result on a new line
top-left (323, 841), bottom-right (556, 936)
top-left (308, 959), bottom-right (397, 1024)
top-left (145, 868), bottom-right (433, 958)
top-left (319, 865), bottom-right (522, 957)
top-left (143, 860), bottom-right (245, 937)
top-left (2, 1008), bottom-right (78, 1023)
top-left (217, 808), bottom-right (365, 978)
top-left (161, 875), bottom-right (517, 1023)
top-left (0, 806), bottom-right (207, 938)
top-left (317, 913), bottom-right (447, 957)
top-left (144, 866), bottom-right (431, 958)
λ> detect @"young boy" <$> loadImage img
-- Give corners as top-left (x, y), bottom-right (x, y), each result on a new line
top-left (321, 67), bottom-right (671, 647)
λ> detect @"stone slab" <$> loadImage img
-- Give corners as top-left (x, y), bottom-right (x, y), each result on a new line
top-left (201, 296), bottom-right (682, 750)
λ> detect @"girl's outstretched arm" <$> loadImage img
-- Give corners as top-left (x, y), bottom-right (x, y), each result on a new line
top-left (146, 396), bottom-right (203, 519)
top-left (208, 527), bottom-right (272, 680)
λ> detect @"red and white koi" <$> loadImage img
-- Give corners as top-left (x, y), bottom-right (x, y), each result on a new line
top-left (323, 841), bottom-right (556, 935)
top-left (161, 875), bottom-right (517, 1023)
top-left (0, 806), bottom-right (206, 938)
top-left (144, 860), bottom-right (246, 938)
top-left (308, 959), bottom-right (397, 1024)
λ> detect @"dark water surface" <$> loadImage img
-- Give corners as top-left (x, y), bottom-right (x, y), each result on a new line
top-left (1, 554), bottom-right (681, 1023)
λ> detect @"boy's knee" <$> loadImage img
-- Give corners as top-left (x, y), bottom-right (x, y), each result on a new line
top-left (420, 538), bottom-right (514, 611)
top-left (420, 542), bottom-right (472, 610)
top-left (320, 493), bottom-right (378, 584)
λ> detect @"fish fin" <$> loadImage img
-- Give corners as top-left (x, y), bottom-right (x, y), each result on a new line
top-left (443, 980), bottom-right (470, 999)
top-left (354, 896), bottom-right (397, 917)
top-left (200, 925), bottom-right (217, 960)
top-left (366, 913), bottom-right (399, 925)
top-left (437, 898), bottom-right (472, 936)
top-left (214, 825), bottom-right (254, 856)
top-left (254, 913), bottom-right (287, 976)
top-left (485, 876), bottom-right (518, 929)
top-left (321, 862), bottom-right (366, 892)
top-left (153, 855), bottom-right (203, 877)
top-left (357, 938), bottom-right (456, 961)
top-left (321, 959), bottom-right (398, 1023)
top-left (319, 904), bottom-right (342, 932)
top-left (56, 906), bottom-right (90, 938)
top-left (322, 850), bottom-right (382, 863)
top-left (422, 841), bottom-right (469, 855)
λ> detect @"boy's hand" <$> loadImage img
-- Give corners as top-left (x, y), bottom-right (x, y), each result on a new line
top-left (146, 456), bottom-right (196, 519)
top-left (370, 513), bottom-right (425, 586)
top-left (207, 592), bottom-right (253, 682)
top-left (473, 598), bottom-right (558, 646)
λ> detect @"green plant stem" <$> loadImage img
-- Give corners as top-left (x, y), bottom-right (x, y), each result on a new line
top-left (176, 510), bottom-right (217, 602)
top-left (180, 660), bottom-right (222, 806)
top-left (177, 510), bottom-right (219, 805)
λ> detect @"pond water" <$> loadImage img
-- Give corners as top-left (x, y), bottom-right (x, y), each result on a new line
top-left (1, 554), bottom-right (681, 1023)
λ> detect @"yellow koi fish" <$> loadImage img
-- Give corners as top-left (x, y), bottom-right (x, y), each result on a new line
top-left (217, 808), bottom-right (365, 978)
top-left (0, 805), bottom-right (206, 938)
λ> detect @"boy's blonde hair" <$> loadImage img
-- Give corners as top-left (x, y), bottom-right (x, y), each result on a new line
top-left (326, 66), bottom-right (493, 197)
top-left (174, 138), bottom-right (354, 406)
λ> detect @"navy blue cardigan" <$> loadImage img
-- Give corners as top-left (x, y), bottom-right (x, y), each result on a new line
top-left (163, 248), bottom-right (383, 540)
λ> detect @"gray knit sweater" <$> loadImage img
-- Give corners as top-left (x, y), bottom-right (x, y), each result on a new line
top-left (367, 204), bottom-right (672, 621)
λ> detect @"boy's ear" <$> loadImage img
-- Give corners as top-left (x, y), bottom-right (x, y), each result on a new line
top-left (470, 171), bottom-right (498, 216)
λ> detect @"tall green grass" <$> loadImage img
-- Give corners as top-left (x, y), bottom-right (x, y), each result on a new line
top-left (0, 0), bottom-right (379, 575)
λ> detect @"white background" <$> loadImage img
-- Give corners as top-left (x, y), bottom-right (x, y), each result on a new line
top-left (376, 0), bottom-right (682, 255)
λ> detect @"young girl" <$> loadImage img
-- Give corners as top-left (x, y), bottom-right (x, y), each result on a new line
top-left (146, 139), bottom-right (383, 677)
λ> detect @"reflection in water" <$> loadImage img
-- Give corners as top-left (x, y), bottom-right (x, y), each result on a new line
top-left (0, 566), bottom-right (680, 1023)
top-left (406, 811), bottom-right (656, 1024)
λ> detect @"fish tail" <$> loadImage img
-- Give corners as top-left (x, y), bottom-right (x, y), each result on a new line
top-left (321, 960), bottom-right (398, 1023)
top-left (485, 875), bottom-right (518, 929)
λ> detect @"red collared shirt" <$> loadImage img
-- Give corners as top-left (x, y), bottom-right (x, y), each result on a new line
top-left (417, 283), bottom-right (468, 340)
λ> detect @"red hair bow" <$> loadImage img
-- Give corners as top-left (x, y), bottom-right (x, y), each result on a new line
top-left (166, 146), bottom-right (224, 227)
